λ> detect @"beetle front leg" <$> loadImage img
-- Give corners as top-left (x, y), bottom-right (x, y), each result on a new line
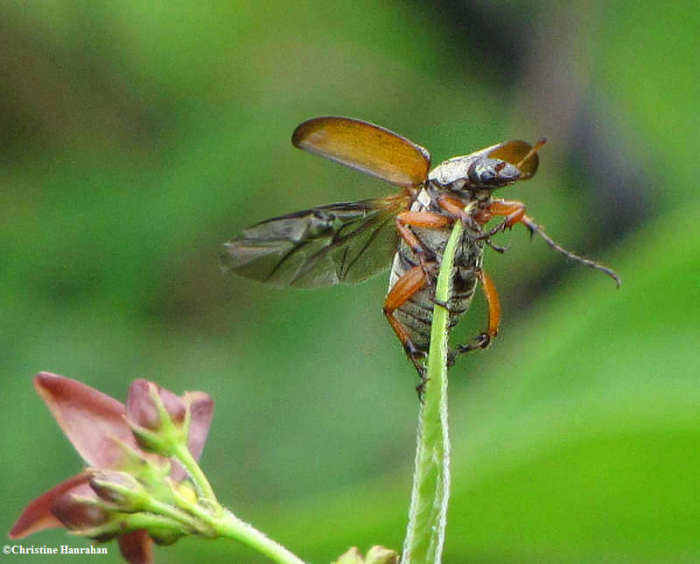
top-left (474, 199), bottom-right (527, 239)
top-left (478, 199), bottom-right (621, 286)
top-left (439, 195), bottom-right (509, 250)
top-left (436, 195), bottom-right (481, 231)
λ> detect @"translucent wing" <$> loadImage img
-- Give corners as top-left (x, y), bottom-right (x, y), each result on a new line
top-left (487, 140), bottom-right (540, 179)
top-left (221, 194), bottom-right (410, 288)
top-left (292, 117), bottom-right (431, 187)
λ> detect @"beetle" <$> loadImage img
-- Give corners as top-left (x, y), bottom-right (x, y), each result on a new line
top-left (222, 116), bottom-right (620, 376)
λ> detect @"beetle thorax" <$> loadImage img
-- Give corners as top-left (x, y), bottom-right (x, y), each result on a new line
top-left (428, 154), bottom-right (520, 193)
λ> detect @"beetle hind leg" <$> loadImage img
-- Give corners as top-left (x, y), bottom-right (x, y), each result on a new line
top-left (455, 269), bottom-right (501, 357)
top-left (383, 264), bottom-right (432, 377)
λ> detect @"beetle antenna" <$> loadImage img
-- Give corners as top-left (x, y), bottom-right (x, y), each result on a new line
top-left (516, 137), bottom-right (548, 169)
top-left (521, 215), bottom-right (621, 287)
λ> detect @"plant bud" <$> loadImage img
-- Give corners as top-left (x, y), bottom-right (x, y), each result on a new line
top-left (334, 547), bottom-right (364, 564)
top-left (365, 546), bottom-right (399, 564)
top-left (127, 380), bottom-right (186, 431)
top-left (89, 471), bottom-right (145, 509)
top-left (51, 492), bottom-right (111, 536)
top-left (126, 380), bottom-right (188, 456)
top-left (334, 546), bottom-right (399, 564)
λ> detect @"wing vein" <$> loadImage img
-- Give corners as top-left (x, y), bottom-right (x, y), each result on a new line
top-left (343, 213), bottom-right (395, 279)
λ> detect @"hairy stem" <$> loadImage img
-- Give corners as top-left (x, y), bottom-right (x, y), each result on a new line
top-left (401, 219), bottom-right (462, 563)
top-left (210, 510), bottom-right (306, 564)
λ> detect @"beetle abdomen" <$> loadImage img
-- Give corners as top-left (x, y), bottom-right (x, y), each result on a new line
top-left (387, 188), bottom-right (483, 355)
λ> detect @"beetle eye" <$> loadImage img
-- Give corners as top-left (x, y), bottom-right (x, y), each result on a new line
top-left (480, 169), bottom-right (495, 183)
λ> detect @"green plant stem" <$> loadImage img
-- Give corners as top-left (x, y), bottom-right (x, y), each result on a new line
top-left (172, 443), bottom-right (306, 563)
top-left (401, 219), bottom-right (463, 564)
top-left (141, 495), bottom-right (202, 533)
top-left (212, 510), bottom-right (307, 564)
top-left (173, 442), bottom-right (219, 506)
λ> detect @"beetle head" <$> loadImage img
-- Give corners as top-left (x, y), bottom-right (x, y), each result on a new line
top-left (467, 158), bottom-right (520, 189)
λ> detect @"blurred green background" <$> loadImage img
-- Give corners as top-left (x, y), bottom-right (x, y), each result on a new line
top-left (1, 1), bottom-right (698, 562)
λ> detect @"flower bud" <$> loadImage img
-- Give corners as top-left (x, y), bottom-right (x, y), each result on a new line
top-left (51, 492), bottom-right (113, 539)
top-left (89, 471), bottom-right (146, 510)
top-left (365, 546), bottom-right (399, 564)
top-left (126, 380), bottom-right (188, 456)
top-left (148, 527), bottom-right (185, 546)
top-left (127, 380), bottom-right (185, 431)
top-left (173, 479), bottom-right (198, 506)
top-left (334, 546), bottom-right (399, 564)
top-left (335, 547), bottom-right (364, 564)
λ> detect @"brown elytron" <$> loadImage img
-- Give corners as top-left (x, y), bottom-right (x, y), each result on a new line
top-left (222, 117), bottom-right (620, 375)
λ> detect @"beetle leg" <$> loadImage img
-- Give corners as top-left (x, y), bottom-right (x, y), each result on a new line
top-left (474, 199), bottom-right (527, 238)
top-left (396, 211), bottom-right (452, 283)
top-left (479, 199), bottom-right (622, 286)
top-left (384, 264), bottom-right (432, 375)
top-left (485, 238), bottom-right (509, 253)
top-left (456, 269), bottom-right (501, 354)
top-left (436, 195), bottom-right (481, 231)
